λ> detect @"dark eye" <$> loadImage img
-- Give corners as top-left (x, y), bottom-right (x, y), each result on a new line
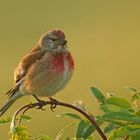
top-left (51, 38), bottom-right (57, 41)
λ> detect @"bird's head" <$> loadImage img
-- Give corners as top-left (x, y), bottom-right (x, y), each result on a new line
top-left (39, 29), bottom-right (68, 53)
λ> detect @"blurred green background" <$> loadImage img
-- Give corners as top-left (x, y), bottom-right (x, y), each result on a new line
top-left (0, 0), bottom-right (140, 139)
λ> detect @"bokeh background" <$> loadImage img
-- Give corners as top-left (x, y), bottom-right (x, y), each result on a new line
top-left (0, 0), bottom-right (140, 139)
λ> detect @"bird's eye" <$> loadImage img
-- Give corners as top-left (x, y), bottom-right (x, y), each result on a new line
top-left (50, 38), bottom-right (56, 42)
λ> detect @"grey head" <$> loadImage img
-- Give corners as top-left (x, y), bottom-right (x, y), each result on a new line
top-left (39, 29), bottom-right (68, 53)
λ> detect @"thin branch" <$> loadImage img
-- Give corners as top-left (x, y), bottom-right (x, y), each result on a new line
top-left (14, 100), bottom-right (107, 140)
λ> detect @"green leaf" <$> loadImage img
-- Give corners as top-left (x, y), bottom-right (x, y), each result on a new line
top-left (135, 110), bottom-right (140, 116)
top-left (10, 126), bottom-right (31, 140)
top-left (35, 135), bottom-right (53, 140)
top-left (86, 118), bottom-right (104, 133)
top-left (106, 96), bottom-right (132, 110)
top-left (104, 123), bottom-right (116, 133)
top-left (125, 87), bottom-right (140, 103)
top-left (108, 125), bottom-right (140, 140)
top-left (76, 119), bottom-right (102, 139)
top-left (130, 135), bottom-right (140, 140)
top-left (56, 112), bottom-right (81, 120)
top-left (91, 87), bottom-right (105, 104)
top-left (129, 128), bottom-right (140, 140)
top-left (102, 111), bottom-right (140, 124)
top-left (98, 116), bottom-right (127, 126)
top-left (108, 127), bottom-right (129, 140)
top-left (15, 126), bottom-right (27, 133)
top-left (130, 129), bottom-right (140, 136)
top-left (76, 120), bottom-right (89, 138)
top-left (20, 115), bottom-right (32, 121)
top-left (100, 104), bottom-right (122, 113)
top-left (0, 117), bottom-right (11, 124)
top-left (9, 112), bottom-right (30, 140)
top-left (83, 124), bottom-right (95, 139)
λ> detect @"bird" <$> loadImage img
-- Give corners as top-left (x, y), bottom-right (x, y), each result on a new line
top-left (0, 29), bottom-right (74, 116)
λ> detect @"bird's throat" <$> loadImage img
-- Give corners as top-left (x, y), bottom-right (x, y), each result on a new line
top-left (52, 51), bottom-right (74, 73)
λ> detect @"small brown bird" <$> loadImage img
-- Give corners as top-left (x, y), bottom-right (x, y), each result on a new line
top-left (0, 29), bottom-right (74, 116)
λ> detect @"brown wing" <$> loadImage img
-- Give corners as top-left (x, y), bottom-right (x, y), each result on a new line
top-left (14, 47), bottom-right (46, 84)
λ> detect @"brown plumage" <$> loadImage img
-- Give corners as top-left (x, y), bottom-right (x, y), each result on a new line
top-left (0, 29), bottom-right (74, 116)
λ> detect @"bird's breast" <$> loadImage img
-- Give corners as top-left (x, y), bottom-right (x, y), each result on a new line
top-left (46, 52), bottom-right (74, 96)
top-left (22, 51), bottom-right (74, 97)
top-left (52, 51), bottom-right (74, 74)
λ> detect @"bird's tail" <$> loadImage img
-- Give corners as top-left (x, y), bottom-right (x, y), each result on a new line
top-left (0, 86), bottom-right (22, 117)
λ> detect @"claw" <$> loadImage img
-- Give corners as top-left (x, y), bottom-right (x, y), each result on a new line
top-left (33, 95), bottom-right (46, 111)
top-left (49, 97), bottom-right (59, 111)
top-left (33, 95), bottom-right (58, 111)
top-left (37, 101), bottom-right (46, 111)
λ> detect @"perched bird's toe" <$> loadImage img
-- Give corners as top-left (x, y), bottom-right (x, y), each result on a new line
top-left (49, 97), bottom-right (59, 111)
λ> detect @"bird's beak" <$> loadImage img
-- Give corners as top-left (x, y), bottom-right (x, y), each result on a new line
top-left (56, 39), bottom-right (68, 53)
top-left (60, 40), bottom-right (67, 45)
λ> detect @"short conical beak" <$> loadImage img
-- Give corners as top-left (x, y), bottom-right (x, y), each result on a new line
top-left (60, 40), bottom-right (67, 45)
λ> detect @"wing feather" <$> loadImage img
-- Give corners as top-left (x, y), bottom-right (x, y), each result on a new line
top-left (14, 47), bottom-right (46, 84)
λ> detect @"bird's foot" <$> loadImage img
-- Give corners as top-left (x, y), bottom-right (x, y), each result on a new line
top-left (49, 97), bottom-right (59, 112)
top-left (33, 95), bottom-right (46, 111)
top-left (37, 101), bottom-right (46, 111)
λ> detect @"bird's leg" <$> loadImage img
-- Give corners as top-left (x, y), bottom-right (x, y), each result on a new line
top-left (33, 95), bottom-right (46, 111)
top-left (48, 97), bottom-right (59, 112)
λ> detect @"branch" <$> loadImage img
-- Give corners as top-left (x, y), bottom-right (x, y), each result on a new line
top-left (14, 100), bottom-right (107, 140)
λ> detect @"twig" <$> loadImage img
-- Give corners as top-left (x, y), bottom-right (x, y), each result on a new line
top-left (14, 100), bottom-right (107, 140)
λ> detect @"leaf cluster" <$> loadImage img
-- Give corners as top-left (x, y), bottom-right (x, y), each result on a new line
top-left (1, 87), bottom-right (140, 140)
